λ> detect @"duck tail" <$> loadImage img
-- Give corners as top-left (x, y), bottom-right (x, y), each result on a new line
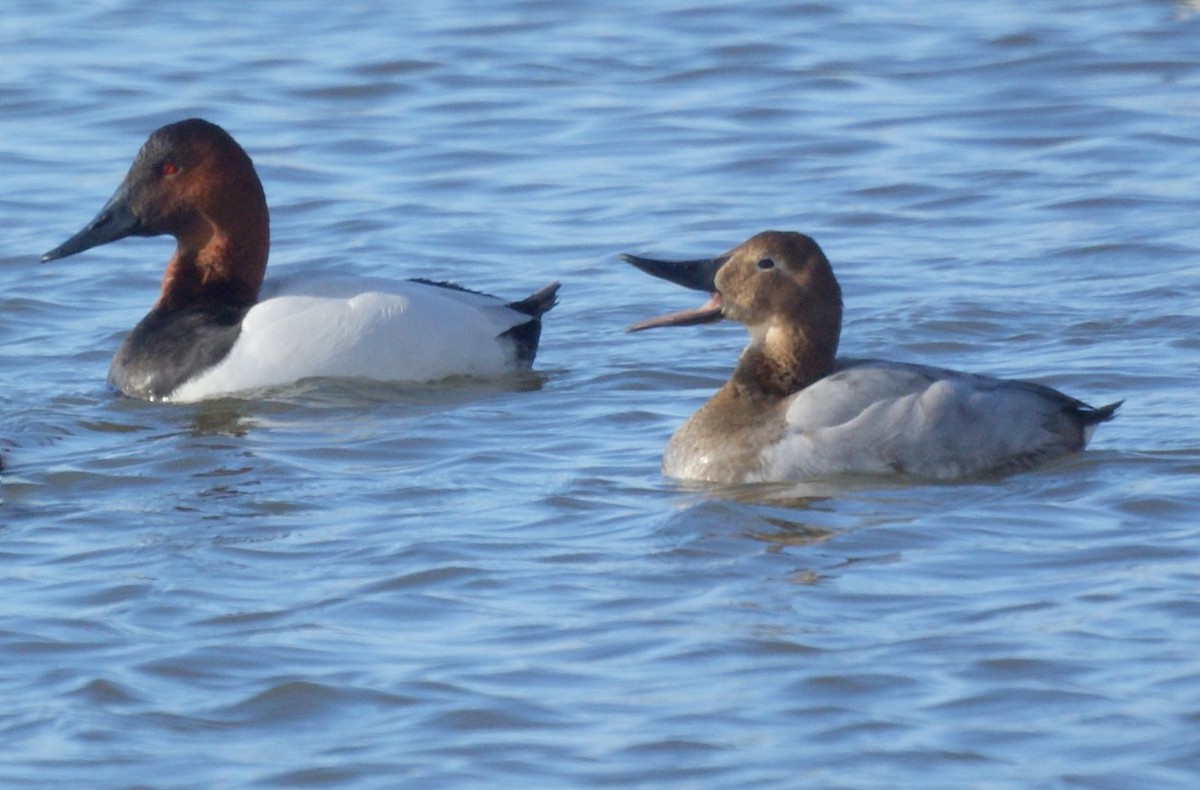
top-left (1077, 399), bottom-right (1121, 447)
top-left (501, 282), bottom-right (560, 367)
top-left (1079, 399), bottom-right (1122, 425)
top-left (506, 281), bottom-right (560, 318)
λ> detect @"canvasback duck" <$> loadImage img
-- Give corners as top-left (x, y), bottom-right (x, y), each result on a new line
top-left (41, 118), bottom-right (559, 402)
top-left (623, 231), bottom-right (1120, 483)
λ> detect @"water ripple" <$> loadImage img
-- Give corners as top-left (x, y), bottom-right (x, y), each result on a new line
top-left (2, 1), bottom-right (1200, 787)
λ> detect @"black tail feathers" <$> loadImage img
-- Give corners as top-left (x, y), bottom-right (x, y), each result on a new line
top-left (502, 282), bottom-right (560, 367)
top-left (506, 281), bottom-right (560, 318)
top-left (1079, 399), bottom-right (1122, 426)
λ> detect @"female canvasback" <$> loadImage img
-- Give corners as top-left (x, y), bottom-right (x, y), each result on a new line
top-left (623, 231), bottom-right (1120, 483)
top-left (41, 118), bottom-right (559, 402)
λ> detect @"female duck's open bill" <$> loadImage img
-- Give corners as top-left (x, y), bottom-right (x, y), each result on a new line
top-left (620, 253), bottom-right (727, 332)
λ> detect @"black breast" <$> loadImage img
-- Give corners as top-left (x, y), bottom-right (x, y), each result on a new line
top-left (108, 305), bottom-right (247, 400)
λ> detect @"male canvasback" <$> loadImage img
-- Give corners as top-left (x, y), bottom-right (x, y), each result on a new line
top-left (41, 118), bottom-right (559, 402)
top-left (623, 231), bottom-right (1120, 483)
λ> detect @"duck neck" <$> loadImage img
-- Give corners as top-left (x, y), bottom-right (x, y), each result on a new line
top-left (728, 322), bottom-right (837, 400)
top-left (682, 323), bottom-right (835, 443)
top-left (153, 203), bottom-right (269, 313)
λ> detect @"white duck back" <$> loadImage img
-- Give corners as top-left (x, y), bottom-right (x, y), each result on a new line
top-left (169, 276), bottom-right (541, 402)
top-left (753, 359), bottom-right (1112, 481)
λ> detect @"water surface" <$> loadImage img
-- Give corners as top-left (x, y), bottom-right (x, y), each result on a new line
top-left (2, 1), bottom-right (1199, 787)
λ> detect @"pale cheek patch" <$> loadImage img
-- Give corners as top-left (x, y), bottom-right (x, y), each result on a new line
top-left (763, 323), bottom-right (795, 352)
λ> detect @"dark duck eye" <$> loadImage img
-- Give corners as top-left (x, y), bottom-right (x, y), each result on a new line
top-left (756, 257), bottom-right (775, 270)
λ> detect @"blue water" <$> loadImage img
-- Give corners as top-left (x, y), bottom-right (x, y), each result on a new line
top-left (3, 1), bottom-right (1200, 787)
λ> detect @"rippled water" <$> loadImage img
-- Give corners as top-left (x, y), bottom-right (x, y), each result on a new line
top-left (3, 1), bottom-right (1200, 787)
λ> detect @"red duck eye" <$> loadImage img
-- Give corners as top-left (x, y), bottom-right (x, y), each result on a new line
top-left (160, 161), bottom-right (178, 177)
